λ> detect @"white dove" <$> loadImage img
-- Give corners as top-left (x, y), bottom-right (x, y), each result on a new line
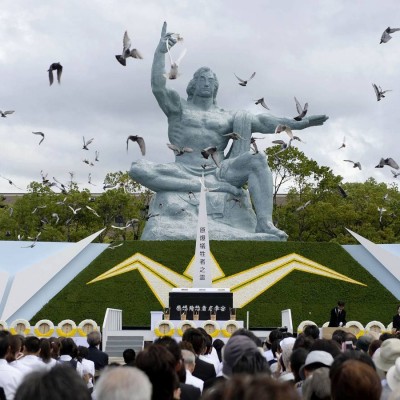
top-left (164, 43), bottom-right (187, 80)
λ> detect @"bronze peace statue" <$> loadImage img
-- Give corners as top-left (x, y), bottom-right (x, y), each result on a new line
top-left (129, 22), bottom-right (328, 240)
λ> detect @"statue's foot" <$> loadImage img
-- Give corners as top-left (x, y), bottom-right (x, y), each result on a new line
top-left (255, 219), bottom-right (288, 240)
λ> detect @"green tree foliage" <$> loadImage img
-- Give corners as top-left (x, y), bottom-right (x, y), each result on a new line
top-left (0, 172), bottom-right (151, 243)
top-left (267, 146), bottom-right (400, 243)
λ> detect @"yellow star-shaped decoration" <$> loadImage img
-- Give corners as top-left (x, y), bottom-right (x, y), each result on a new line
top-left (87, 252), bottom-right (366, 308)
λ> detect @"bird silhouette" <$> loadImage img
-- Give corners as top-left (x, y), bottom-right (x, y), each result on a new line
top-left (372, 83), bottom-right (392, 101)
top-left (293, 97), bottom-right (308, 121)
top-left (82, 136), bottom-right (94, 150)
top-left (234, 72), bottom-right (256, 86)
top-left (343, 160), bottom-right (361, 170)
top-left (127, 135), bottom-right (146, 155)
top-left (167, 143), bottom-right (193, 156)
top-left (48, 63), bottom-right (63, 85)
top-left (375, 157), bottom-right (399, 170)
top-left (254, 97), bottom-right (269, 109)
top-left (275, 124), bottom-right (294, 140)
top-left (380, 27), bottom-right (400, 44)
top-left (32, 131), bottom-right (45, 145)
top-left (338, 137), bottom-right (346, 150)
top-left (0, 110), bottom-right (14, 118)
top-left (201, 147), bottom-right (220, 167)
top-left (115, 31), bottom-right (143, 66)
top-left (223, 133), bottom-right (244, 140)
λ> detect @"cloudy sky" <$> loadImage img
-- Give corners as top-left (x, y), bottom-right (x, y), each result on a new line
top-left (1, 0), bottom-right (399, 194)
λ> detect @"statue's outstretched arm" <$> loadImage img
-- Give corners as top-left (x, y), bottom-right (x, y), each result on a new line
top-left (251, 113), bottom-right (329, 134)
top-left (151, 22), bottom-right (181, 116)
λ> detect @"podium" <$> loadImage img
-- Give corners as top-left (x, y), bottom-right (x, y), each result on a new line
top-left (321, 327), bottom-right (358, 339)
top-left (169, 288), bottom-right (233, 320)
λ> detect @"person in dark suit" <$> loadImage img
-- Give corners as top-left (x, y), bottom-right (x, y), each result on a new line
top-left (182, 328), bottom-right (216, 383)
top-left (86, 331), bottom-right (109, 373)
top-left (328, 301), bottom-right (347, 327)
top-left (393, 305), bottom-right (400, 333)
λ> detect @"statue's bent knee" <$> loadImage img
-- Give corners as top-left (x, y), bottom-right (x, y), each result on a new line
top-left (249, 153), bottom-right (269, 171)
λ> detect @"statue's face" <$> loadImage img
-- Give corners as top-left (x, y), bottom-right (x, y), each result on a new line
top-left (194, 71), bottom-right (215, 98)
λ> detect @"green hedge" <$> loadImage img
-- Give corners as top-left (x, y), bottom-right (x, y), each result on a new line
top-left (32, 241), bottom-right (399, 329)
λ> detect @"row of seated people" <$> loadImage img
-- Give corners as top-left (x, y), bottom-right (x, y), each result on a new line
top-left (2, 326), bottom-right (400, 400)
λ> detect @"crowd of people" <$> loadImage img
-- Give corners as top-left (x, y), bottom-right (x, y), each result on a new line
top-left (1, 323), bottom-right (400, 400)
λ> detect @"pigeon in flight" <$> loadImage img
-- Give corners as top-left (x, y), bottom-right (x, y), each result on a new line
top-left (83, 159), bottom-right (94, 166)
top-left (275, 124), bottom-right (294, 140)
top-left (0, 110), bottom-right (14, 118)
top-left (375, 157), bottom-right (399, 170)
top-left (378, 207), bottom-right (387, 223)
top-left (372, 83), bottom-right (392, 101)
top-left (338, 137), bottom-right (346, 150)
top-left (69, 206), bottom-right (81, 215)
top-left (391, 169), bottom-right (400, 178)
top-left (82, 136), bottom-right (94, 150)
top-left (48, 63), bottom-right (63, 85)
top-left (52, 213), bottom-right (60, 224)
top-left (234, 72), bottom-right (256, 87)
top-left (127, 135), bottom-right (146, 155)
top-left (88, 173), bottom-right (96, 186)
top-left (293, 97), bottom-right (308, 121)
top-left (86, 205), bottom-right (100, 217)
top-left (254, 97), bottom-right (269, 110)
top-left (32, 131), bottom-right (45, 145)
top-left (343, 160), bottom-right (362, 170)
top-left (167, 143), bottom-right (193, 156)
top-left (380, 27), bottom-right (400, 44)
top-left (272, 139), bottom-right (292, 154)
top-left (164, 43), bottom-right (187, 80)
top-left (250, 137), bottom-right (264, 154)
top-left (95, 151), bottom-right (100, 162)
top-left (201, 147), bottom-right (220, 167)
top-left (115, 31), bottom-right (143, 66)
top-left (0, 175), bottom-right (23, 190)
top-left (223, 132), bottom-right (244, 140)
top-left (296, 200), bottom-right (311, 212)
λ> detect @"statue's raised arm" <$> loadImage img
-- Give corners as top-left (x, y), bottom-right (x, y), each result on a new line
top-left (251, 113), bottom-right (329, 133)
top-left (151, 22), bottom-right (181, 116)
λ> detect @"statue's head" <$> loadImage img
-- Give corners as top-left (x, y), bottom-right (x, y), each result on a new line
top-left (186, 67), bottom-right (219, 104)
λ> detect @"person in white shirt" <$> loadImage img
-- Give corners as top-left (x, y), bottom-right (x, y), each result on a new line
top-left (182, 349), bottom-right (204, 393)
top-left (78, 346), bottom-right (95, 392)
top-left (14, 336), bottom-right (47, 378)
top-left (0, 331), bottom-right (23, 400)
top-left (58, 338), bottom-right (83, 377)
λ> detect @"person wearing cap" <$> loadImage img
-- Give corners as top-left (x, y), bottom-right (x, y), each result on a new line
top-left (328, 300), bottom-right (347, 327)
top-left (373, 338), bottom-right (400, 399)
top-left (204, 335), bottom-right (270, 390)
top-left (387, 357), bottom-right (400, 393)
top-left (299, 350), bottom-right (334, 381)
top-left (275, 337), bottom-right (296, 381)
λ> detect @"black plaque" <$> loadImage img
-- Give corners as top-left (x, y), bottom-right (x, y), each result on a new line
top-left (169, 291), bottom-right (233, 320)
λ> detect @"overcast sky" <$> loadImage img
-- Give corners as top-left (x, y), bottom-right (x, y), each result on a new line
top-left (1, 0), bottom-right (400, 194)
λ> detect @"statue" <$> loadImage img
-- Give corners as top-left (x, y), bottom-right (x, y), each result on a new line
top-left (129, 22), bottom-right (328, 241)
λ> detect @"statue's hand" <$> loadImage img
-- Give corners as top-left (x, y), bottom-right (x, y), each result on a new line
top-left (157, 21), bottom-right (177, 54)
top-left (306, 115), bottom-right (329, 127)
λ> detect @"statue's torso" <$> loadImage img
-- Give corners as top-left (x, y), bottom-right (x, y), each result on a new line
top-left (167, 101), bottom-right (236, 166)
